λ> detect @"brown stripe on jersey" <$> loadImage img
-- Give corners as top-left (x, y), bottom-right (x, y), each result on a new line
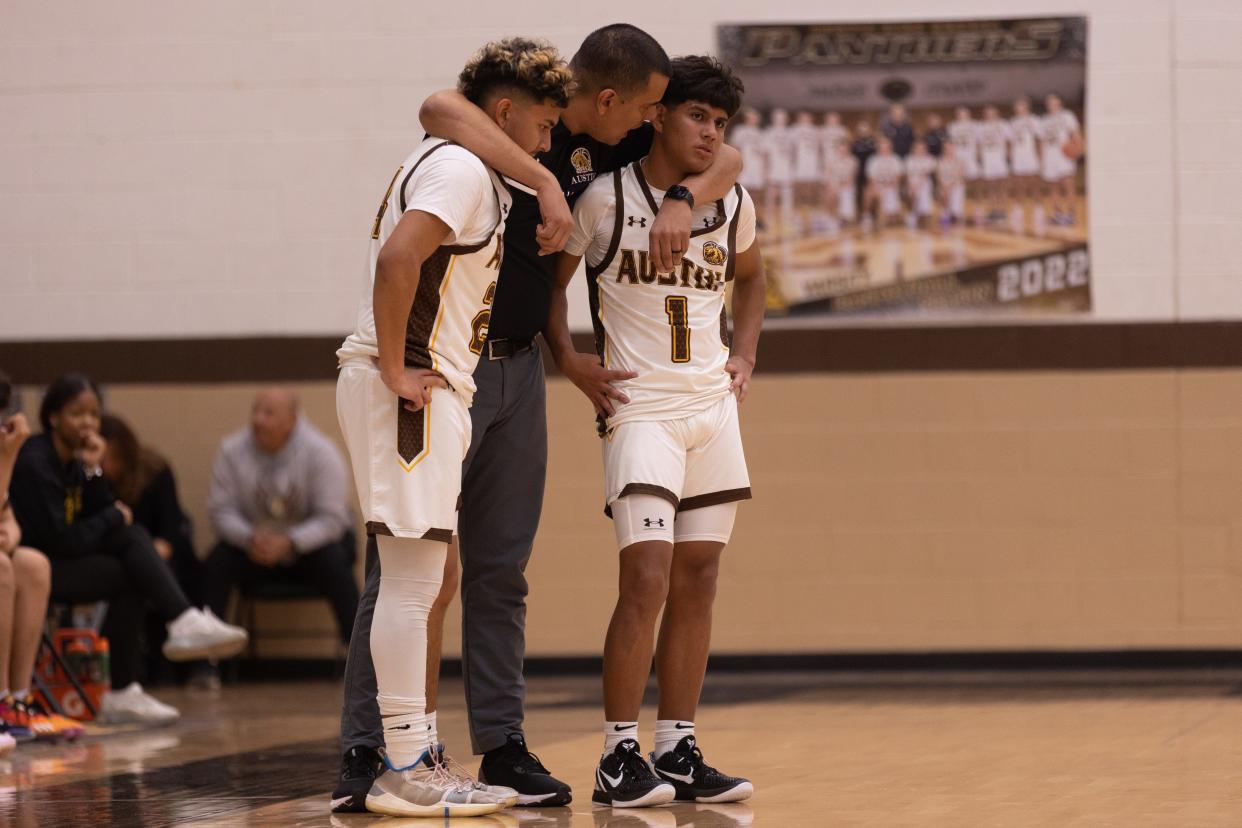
top-left (586, 170), bottom-right (626, 368)
top-left (366, 521), bottom-right (394, 537)
top-left (396, 404), bottom-right (426, 465)
top-left (422, 528), bottom-right (453, 543)
top-left (633, 162), bottom-right (661, 216)
top-left (723, 183), bottom-right (743, 283)
top-left (603, 482), bottom-right (681, 518)
top-left (678, 486), bottom-right (752, 512)
top-left (398, 141), bottom-right (452, 213)
top-left (404, 247), bottom-right (454, 370)
top-left (719, 305), bottom-right (731, 348)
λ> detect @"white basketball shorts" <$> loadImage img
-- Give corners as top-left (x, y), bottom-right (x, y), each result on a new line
top-left (336, 359), bottom-right (470, 543)
top-left (602, 393), bottom-right (751, 518)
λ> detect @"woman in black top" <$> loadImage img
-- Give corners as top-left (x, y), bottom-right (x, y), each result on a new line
top-left (7, 375), bottom-right (247, 725)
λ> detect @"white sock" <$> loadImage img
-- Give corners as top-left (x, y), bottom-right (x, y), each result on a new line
top-left (604, 721), bottom-right (638, 753)
top-left (655, 720), bottom-right (694, 758)
top-left (426, 710), bottom-right (438, 749)
top-left (371, 536), bottom-right (446, 768)
top-left (382, 712), bottom-right (428, 769)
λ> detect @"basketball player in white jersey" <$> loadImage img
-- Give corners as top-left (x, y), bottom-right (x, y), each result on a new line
top-left (761, 107), bottom-right (795, 226)
top-left (790, 110), bottom-right (822, 209)
top-left (824, 141), bottom-right (859, 226)
top-left (1040, 93), bottom-right (1083, 226)
top-left (820, 111), bottom-right (850, 156)
top-left (1008, 97), bottom-right (1042, 232)
top-left (864, 136), bottom-right (904, 229)
top-left (903, 139), bottom-right (938, 228)
top-left (948, 106), bottom-right (981, 209)
top-left (548, 56), bottom-right (764, 809)
top-left (977, 105), bottom-right (1012, 224)
top-left (727, 108), bottom-right (766, 222)
top-left (334, 38), bottom-right (572, 818)
top-left (937, 143), bottom-right (967, 227)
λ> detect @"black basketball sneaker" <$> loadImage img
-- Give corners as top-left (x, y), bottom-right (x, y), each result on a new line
top-left (651, 736), bottom-right (753, 802)
top-left (330, 745), bottom-right (385, 813)
top-left (478, 733), bottom-right (573, 806)
top-left (592, 739), bottom-right (675, 808)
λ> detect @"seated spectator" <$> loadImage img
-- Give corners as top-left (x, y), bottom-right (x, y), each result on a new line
top-left (7, 374), bottom-right (249, 726)
top-left (0, 371), bottom-right (26, 502)
top-left (203, 388), bottom-right (359, 648)
top-left (100, 413), bottom-right (210, 687)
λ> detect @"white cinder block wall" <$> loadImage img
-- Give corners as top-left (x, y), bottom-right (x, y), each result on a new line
top-left (0, 0), bottom-right (1234, 340)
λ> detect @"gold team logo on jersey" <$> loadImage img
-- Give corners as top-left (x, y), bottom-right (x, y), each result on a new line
top-left (570, 147), bottom-right (592, 174)
top-left (701, 241), bottom-right (728, 267)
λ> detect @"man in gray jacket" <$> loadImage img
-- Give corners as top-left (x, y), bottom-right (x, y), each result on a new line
top-left (203, 387), bottom-right (358, 645)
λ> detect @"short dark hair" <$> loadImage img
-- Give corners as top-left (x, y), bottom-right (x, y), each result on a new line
top-left (571, 24), bottom-right (670, 95)
top-left (457, 37), bottom-right (575, 109)
top-left (39, 373), bottom-right (101, 433)
top-left (661, 55), bottom-right (744, 118)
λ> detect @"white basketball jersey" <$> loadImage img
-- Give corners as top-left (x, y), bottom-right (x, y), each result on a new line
top-left (866, 154), bottom-right (903, 186)
top-left (977, 120), bottom-right (1010, 157)
top-left (904, 154), bottom-right (937, 186)
top-left (1009, 115), bottom-right (1040, 155)
top-left (948, 119), bottom-right (979, 155)
top-left (337, 139), bottom-right (511, 406)
top-left (569, 162), bottom-right (756, 430)
top-left (1041, 110), bottom-right (1081, 148)
top-left (826, 153), bottom-right (858, 188)
top-left (820, 124), bottom-right (850, 154)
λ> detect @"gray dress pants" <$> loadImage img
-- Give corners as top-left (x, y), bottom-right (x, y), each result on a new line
top-left (339, 346), bottom-right (548, 755)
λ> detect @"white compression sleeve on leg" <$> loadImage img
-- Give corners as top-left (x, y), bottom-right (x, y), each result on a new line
top-left (673, 501), bottom-right (738, 545)
top-left (371, 535), bottom-right (446, 768)
top-left (611, 493), bottom-right (676, 550)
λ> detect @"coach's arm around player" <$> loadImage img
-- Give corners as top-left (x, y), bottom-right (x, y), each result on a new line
top-left (420, 90), bottom-right (573, 255)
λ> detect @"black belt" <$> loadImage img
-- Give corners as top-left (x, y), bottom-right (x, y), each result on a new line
top-left (485, 337), bottom-right (535, 360)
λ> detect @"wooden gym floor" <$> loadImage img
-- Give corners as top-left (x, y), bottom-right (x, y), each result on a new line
top-left (6, 670), bottom-right (1242, 826)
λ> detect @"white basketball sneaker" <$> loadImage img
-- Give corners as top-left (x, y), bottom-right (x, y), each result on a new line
top-left (99, 682), bottom-right (180, 726)
top-left (433, 744), bottom-right (519, 808)
top-left (366, 751), bottom-right (506, 818)
top-left (163, 608), bottom-right (248, 661)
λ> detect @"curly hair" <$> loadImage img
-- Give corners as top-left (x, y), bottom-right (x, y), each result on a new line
top-left (662, 55), bottom-right (745, 118)
top-left (458, 37), bottom-right (574, 109)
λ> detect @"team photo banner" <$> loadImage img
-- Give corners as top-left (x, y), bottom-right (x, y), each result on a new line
top-left (718, 17), bottom-right (1090, 322)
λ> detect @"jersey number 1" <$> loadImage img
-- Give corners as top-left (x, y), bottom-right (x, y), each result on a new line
top-left (665, 295), bottom-right (691, 363)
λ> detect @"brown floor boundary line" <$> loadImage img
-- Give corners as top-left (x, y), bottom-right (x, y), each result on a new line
top-left (5, 321), bottom-right (1242, 384)
top-left (235, 650), bottom-right (1242, 683)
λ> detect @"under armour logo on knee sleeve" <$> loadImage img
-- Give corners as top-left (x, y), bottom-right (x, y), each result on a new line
top-left (643, 518), bottom-right (665, 528)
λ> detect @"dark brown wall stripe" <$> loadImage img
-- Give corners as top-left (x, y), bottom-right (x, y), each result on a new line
top-left (3, 322), bottom-right (1242, 385)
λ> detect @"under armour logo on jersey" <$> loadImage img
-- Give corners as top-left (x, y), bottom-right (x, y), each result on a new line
top-left (702, 217), bottom-right (715, 227)
top-left (643, 518), bottom-right (665, 528)
top-left (627, 216), bottom-right (647, 228)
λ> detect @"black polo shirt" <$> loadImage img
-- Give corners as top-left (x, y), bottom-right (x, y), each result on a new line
top-left (486, 120), bottom-right (655, 342)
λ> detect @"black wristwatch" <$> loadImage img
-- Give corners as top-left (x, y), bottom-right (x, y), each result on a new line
top-left (665, 184), bottom-right (695, 210)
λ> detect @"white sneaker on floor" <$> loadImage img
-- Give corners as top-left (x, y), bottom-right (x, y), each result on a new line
top-left (99, 683), bottom-right (180, 726)
top-left (0, 730), bottom-right (15, 756)
top-left (366, 755), bottom-right (505, 818)
top-left (435, 745), bottom-right (519, 808)
top-left (163, 608), bottom-right (248, 661)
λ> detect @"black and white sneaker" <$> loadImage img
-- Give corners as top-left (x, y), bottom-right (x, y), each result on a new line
top-left (330, 745), bottom-right (385, 813)
top-left (592, 739), bottom-right (675, 808)
top-left (479, 733), bottom-right (572, 806)
top-left (651, 736), bottom-right (753, 803)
